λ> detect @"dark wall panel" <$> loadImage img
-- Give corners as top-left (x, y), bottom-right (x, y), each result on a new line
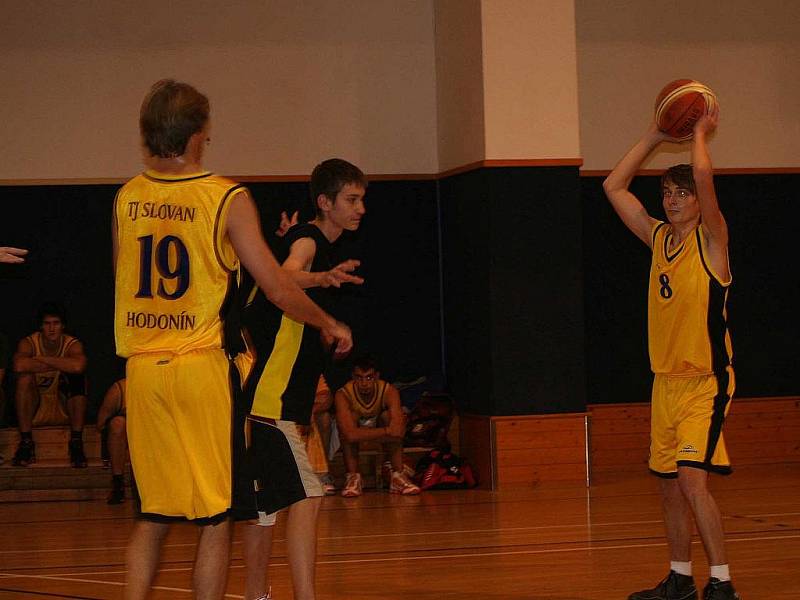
top-left (487, 167), bottom-right (586, 415)
top-left (439, 170), bottom-right (493, 415)
top-left (440, 167), bottom-right (586, 416)
top-left (2, 171), bottom-right (795, 422)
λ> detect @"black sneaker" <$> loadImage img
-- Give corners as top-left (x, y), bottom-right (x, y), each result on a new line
top-left (107, 486), bottom-right (125, 505)
top-left (69, 439), bottom-right (88, 468)
top-left (12, 439), bottom-right (36, 466)
top-left (703, 578), bottom-right (740, 600)
top-left (629, 571), bottom-right (698, 600)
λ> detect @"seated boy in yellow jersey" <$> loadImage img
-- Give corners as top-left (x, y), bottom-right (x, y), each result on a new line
top-left (232, 158), bottom-right (366, 600)
top-left (604, 106), bottom-right (740, 600)
top-left (96, 378), bottom-right (127, 504)
top-left (113, 80), bottom-right (352, 600)
top-left (334, 355), bottom-right (419, 497)
top-left (12, 302), bottom-right (88, 468)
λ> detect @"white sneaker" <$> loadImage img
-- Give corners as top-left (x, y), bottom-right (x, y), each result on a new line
top-left (390, 470), bottom-right (421, 495)
top-left (341, 472), bottom-right (363, 497)
top-left (255, 586), bottom-right (272, 599)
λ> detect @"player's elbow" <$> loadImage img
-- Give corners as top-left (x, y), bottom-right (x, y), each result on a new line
top-left (336, 419), bottom-right (356, 443)
top-left (602, 176), bottom-right (620, 197)
top-left (70, 359), bottom-right (88, 374)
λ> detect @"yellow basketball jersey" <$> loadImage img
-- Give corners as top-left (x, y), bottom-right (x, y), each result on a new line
top-left (114, 170), bottom-right (242, 357)
top-left (28, 332), bottom-right (78, 394)
top-left (648, 222), bottom-right (733, 375)
top-left (339, 380), bottom-right (389, 420)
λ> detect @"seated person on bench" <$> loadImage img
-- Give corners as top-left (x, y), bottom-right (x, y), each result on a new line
top-left (12, 302), bottom-right (88, 467)
top-left (334, 355), bottom-right (420, 497)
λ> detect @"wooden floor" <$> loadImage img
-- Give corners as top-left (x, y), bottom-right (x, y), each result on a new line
top-left (0, 463), bottom-right (798, 599)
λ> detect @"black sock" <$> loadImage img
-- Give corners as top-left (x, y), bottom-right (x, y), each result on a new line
top-left (70, 430), bottom-right (82, 441)
top-left (21, 431), bottom-right (33, 442)
top-left (112, 474), bottom-right (124, 489)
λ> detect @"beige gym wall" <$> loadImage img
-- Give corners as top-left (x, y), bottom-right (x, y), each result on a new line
top-left (576, 0), bottom-right (800, 171)
top-left (0, 1), bottom-right (438, 181)
top-left (434, 0), bottom-right (486, 172)
top-left (481, 0), bottom-right (580, 162)
top-left (4, 1), bottom-right (798, 181)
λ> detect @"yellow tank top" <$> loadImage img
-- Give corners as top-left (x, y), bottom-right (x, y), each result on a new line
top-left (648, 222), bottom-right (733, 375)
top-left (339, 380), bottom-right (389, 421)
top-left (114, 170), bottom-right (242, 357)
top-left (28, 332), bottom-right (78, 395)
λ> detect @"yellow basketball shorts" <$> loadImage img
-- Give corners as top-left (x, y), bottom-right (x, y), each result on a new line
top-left (649, 367), bottom-right (735, 477)
top-left (126, 348), bottom-right (233, 521)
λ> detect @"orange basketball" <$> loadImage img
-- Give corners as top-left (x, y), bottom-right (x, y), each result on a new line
top-left (654, 79), bottom-right (717, 140)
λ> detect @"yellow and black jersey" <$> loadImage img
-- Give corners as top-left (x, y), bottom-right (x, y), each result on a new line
top-left (648, 222), bottom-right (733, 376)
top-left (233, 223), bottom-right (333, 426)
top-left (114, 171), bottom-right (243, 357)
top-left (27, 332), bottom-right (79, 394)
top-left (338, 379), bottom-right (390, 421)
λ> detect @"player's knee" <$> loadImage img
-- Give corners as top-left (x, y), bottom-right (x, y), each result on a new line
top-left (109, 416), bottom-right (126, 436)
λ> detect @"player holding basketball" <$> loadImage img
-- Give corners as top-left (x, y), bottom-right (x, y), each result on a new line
top-left (603, 104), bottom-right (740, 600)
top-left (114, 79), bottom-right (351, 600)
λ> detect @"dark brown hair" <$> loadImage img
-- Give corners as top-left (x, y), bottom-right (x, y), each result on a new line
top-left (661, 164), bottom-right (696, 195)
top-left (139, 79), bottom-right (209, 158)
top-left (310, 158), bottom-right (367, 216)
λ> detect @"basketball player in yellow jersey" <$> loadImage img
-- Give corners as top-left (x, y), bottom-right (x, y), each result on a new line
top-left (604, 105), bottom-right (740, 600)
top-left (114, 79), bottom-right (352, 600)
top-left (334, 355), bottom-right (419, 497)
top-left (12, 302), bottom-right (88, 468)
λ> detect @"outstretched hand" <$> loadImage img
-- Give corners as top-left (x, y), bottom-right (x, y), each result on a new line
top-left (0, 246), bottom-right (28, 264)
top-left (647, 120), bottom-right (681, 144)
top-left (318, 259), bottom-right (364, 288)
top-left (275, 210), bottom-right (299, 237)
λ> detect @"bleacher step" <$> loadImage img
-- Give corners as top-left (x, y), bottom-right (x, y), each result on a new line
top-left (0, 427), bottom-right (127, 503)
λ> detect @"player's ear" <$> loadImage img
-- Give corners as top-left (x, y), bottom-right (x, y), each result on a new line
top-left (317, 194), bottom-right (333, 213)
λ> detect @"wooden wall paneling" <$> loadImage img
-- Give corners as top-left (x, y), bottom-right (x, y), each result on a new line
top-left (492, 414), bottom-right (589, 487)
top-left (458, 414), bottom-right (494, 490)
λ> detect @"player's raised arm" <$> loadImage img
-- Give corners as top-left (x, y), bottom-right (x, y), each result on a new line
top-left (225, 189), bottom-right (352, 355)
top-left (692, 105), bottom-right (729, 262)
top-left (603, 124), bottom-right (666, 246)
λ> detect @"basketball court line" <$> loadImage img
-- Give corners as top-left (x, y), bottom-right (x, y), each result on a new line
top-left (1, 510), bottom-right (798, 557)
top-left (1, 531), bottom-right (798, 598)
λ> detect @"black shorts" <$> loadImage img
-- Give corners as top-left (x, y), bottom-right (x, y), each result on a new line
top-left (232, 417), bottom-right (323, 521)
top-left (59, 373), bottom-right (87, 398)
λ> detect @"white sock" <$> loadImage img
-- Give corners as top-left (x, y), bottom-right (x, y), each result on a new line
top-left (670, 561), bottom-right (693, 576)
top-left (709, 564), bottom-right (731, 582)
